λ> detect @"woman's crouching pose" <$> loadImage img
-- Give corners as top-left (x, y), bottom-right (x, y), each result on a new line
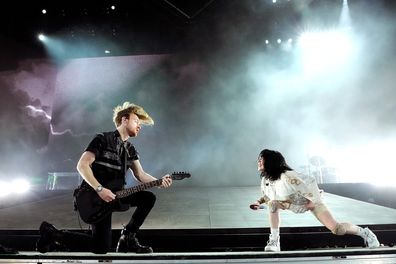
top-left (250, 149), bottom-right (380, 252)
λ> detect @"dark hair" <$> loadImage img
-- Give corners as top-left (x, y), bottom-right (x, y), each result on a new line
top-left (259, 149), bottom-right (292, 181)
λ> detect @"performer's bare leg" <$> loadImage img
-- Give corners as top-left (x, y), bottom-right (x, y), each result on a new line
top-left (312, 209), bottom-right (359, 234)
top-left (265, 208), bottom-right (281, 251)
top-left (268, 210), bottom-right (280, 229)
top-left (311, 204), bottom-right (380, 248)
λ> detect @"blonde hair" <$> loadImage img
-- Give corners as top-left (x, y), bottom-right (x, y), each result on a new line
top-left (113, 102), bottom-right (154, 127)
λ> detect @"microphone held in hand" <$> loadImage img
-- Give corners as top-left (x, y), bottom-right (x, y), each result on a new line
top-left (249, 204), bottom-right (266, 210)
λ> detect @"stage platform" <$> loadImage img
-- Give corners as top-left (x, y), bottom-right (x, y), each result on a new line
top-left (1, 186), bottom-right (396, 262)
top-left (2, 186), bottom-right (396, 230)
top-left (1, 248), bottom-right (396, 264)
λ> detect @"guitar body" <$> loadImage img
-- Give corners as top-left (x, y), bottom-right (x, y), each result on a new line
top-left (74, 172), bottom-right (190, 224)
top-left (75, 187), bottom-right (108, 224)
top-left (74, 187), bottom-right (127, 224)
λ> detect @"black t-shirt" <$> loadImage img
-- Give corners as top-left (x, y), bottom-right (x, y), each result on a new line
top-left (84, 130), bottom-right (139, 190)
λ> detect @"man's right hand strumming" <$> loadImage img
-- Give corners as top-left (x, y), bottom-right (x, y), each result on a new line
top-left (97, 187), bottom-right (116, 203)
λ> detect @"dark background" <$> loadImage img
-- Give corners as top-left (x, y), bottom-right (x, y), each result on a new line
top-left (1, 0), bottom-right (396, 187)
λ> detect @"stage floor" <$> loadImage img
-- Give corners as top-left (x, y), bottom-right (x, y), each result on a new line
top-left (1, 187), bottom-right (396, 263)
top-left (1, 186), bottom-right (395, 230)
top-left (1, 247), bottom-right (396, 264)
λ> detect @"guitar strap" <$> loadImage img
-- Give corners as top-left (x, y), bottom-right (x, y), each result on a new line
top-left (118, 142), bottom-right (131, 210)
top-left (123, 142), bottom-right (129, 186)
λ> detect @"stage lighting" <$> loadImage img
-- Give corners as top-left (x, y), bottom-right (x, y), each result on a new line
top-left (333, 142), bottom-right (396, 187)
top-left (277, 38), bottom-right (282, 44)
top-left (111, 5), bottom-right (115, 10)
top-left (42, 9), bottom-right (47, 14)
top-left (38, 34), bottom-right (46, 41)
top-left (0, 178), bottom-right (31, 197)
top-left (265, 40), bottom-right (269, 45)
top-left (297, 30), bottom-right (353, 72)
top-left (12, 179), bottom-right (30, 194)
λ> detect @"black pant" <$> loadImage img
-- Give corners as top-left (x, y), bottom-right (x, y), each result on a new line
top-left (91, 191), bottom-right (156, 253)
top-left (61, 191), bottom-right (156, 253)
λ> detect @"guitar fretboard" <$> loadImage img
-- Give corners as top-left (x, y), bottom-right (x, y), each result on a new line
top-left (116, 179), bottom-right (163, 198)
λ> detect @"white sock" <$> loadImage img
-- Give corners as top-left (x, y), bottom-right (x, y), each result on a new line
top-left (271, 228), bottom-right (280, 238)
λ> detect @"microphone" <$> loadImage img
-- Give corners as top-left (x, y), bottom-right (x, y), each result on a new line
top-left (249, 204), bottom-right (266, 210)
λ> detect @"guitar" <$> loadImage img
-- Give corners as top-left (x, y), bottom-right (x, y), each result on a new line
top-left (74, 172), bottom-right (191, 224)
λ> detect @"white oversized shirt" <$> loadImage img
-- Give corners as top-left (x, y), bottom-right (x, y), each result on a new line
top-left (260, 170), bottom-right (323, 205)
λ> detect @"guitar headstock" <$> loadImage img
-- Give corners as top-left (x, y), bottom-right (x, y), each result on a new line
top-left (171, 171), bottom-right (191, 180)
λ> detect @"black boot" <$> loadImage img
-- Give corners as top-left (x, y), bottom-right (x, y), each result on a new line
top-left (36, 221), bottom-right (68, 253)
top-left (116, 229), bottom-right (153, 253)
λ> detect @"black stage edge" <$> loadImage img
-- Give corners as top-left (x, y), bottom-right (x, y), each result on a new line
top-left (1, 225), bottom-right (395, 253)
top-left (0, 248), bottom-right (396, 262)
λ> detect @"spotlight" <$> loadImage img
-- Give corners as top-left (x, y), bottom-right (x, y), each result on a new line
top-left (265, 40), bottom-right (269, 45)
top-left (111, 5), bottom-right (115, 10)
top-left (277, 38), bottom-right (282, 44)
top-left (42, 9), bottom-right (47, 14)
top-left (288, 38), bottom-right (293, 43)
top-left (12, 179), bottom-right (30, 194)
top-left (38, 34), bottom-right (46, 41)
top-left (297, 30), bottom-right (353, 71)
top-left (272, 0), bottom-right (277, 3)
top-left (105, 50), bottom-right (111, 54)
top-left (0, 179), bottom-right (30, 197)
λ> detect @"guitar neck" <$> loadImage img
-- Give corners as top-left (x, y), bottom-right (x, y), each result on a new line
top-left (115, 179), bottom-right (163, 198)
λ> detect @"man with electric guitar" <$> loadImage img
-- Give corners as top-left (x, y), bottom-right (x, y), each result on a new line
top-left (36, 101), bottom-right (190, 254)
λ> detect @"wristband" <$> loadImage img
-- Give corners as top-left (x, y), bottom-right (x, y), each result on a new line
top-left (95, 185), bottom-right (103, 192)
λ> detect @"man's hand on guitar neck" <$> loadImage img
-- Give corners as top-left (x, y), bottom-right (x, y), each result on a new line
top-left (160, 174), bottom-right (172, 188)
top-left (98, 188), bottom-right (116, 203)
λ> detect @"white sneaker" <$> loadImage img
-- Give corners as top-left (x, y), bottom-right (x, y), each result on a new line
top-left (361, 227), bottom-right (380, 248)
top-left (264, 234), bottom-right (280, 252)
